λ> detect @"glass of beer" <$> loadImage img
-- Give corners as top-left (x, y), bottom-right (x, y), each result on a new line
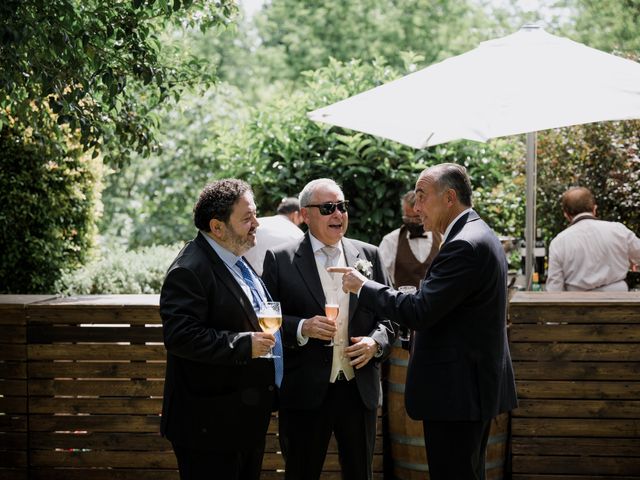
top-left (325, 289), bottom-right (340, 347)
top-left (258, 301), bottom-right (282, 358)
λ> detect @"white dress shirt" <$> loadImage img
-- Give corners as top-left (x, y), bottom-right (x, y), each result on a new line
top-left (297, 233), bottom-right (354, 382)
top-left (546, 214), bottom-right (640, 291)
top-left (244, 214), bottom-right (304, 276)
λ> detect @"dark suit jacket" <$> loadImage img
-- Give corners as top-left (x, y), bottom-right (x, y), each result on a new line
top-left (262, 233), bottom-right (395, 411)
top-left (160, 232), bottom-right (276, 451)
top-left (360, 210), bottom-right (518, 421)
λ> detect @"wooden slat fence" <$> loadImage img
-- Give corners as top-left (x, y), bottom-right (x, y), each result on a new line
top-left (509, 292), bottom-right (640, 480)
top-left (0, 295), bottom-right (383, 479)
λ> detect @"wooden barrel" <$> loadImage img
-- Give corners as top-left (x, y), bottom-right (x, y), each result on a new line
top-left (387, 343), bottom-right (509, 480)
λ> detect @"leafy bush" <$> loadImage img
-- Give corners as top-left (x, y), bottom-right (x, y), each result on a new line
top-left (0, 126), bottom-right (102, 293)
top-left (55, 243), bottom-right (182, 295)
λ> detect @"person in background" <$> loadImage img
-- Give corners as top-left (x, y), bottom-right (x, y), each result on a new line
top-left (244, 197), bottom-right (304, 276)
top-left (546, 186), bottom-right (640, 291)
top-left (331, 163), bottom-right (517, 480)
top-left (262, 178), bottom-right (395, 480)
top-left (160, 179), bottom-right (282, 480)
top-left (379, 190), bottom-right (442, 288)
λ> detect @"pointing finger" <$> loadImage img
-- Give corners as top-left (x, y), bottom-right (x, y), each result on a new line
top-left (327, 267), bottom-right (351, 274)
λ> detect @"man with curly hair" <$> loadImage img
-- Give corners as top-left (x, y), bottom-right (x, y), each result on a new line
top-left (160, 179), bottom-right (282, 480)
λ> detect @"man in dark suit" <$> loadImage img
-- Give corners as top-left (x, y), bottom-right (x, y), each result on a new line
top-left (262, 178), bottom-right (395, 480)
top-left (160, 179), bottom-right (282, 480)
top-left (332, 164), bottom-right (518, 480)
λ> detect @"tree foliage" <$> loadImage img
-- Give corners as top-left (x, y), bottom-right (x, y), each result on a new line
top-left (253, 0), bottom-right (495, 83)
top-left (0, 0), bottom-right (238, 166)
top-left (0, 126), bottom-right (102, 293)
top-left (0, 0), bottom-right (239, 293)
top-left (566, 0), bottom-right (640, 54)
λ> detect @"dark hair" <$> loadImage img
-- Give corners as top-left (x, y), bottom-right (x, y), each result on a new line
top-left (277, 197), bottom-right (300, 215)
top-left (427, 163), bottom-right (472, 207)
top-left (561, 187), bottom-right (595, 216)
top-left (402, 190), bottom-right (416, 208)
top-left (193, 179), bottom-right (252, 231)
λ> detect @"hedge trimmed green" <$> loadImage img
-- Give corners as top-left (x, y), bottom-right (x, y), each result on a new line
top-left (0, 127), bottom-right (102, 293)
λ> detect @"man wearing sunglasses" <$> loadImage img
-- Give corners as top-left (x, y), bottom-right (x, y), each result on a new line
top-left (262, 178), bottom-right (395, 480)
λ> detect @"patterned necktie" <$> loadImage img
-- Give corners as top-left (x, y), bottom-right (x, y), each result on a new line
top-left (236, 258), bottom-right (264, 309)
top-left (235, 258), bottom-right (283, 387)
top-left (321, 245), bottom-right (340, 268)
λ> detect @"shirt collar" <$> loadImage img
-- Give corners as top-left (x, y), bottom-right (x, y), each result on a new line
top-left (571, 212), bottom-right (595, 223)
top-left (201, 231), bottom-right (242, 266)
top-left (309, 232), bottom-right (343, 255)
top-left (442, 207), bottom-right (472, 244)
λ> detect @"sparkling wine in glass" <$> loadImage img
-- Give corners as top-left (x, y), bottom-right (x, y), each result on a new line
top-left (324, 302), bottom-right (340, 347)
top-left (258, 301), bottom-right (282, 358)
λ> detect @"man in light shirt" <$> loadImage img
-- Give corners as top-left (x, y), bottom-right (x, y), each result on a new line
top-left (244, 197), bottom-right (304, 276)
top-left (379, 190), bottom-right (441, 288)
top-left (262, 178), bottom-right (395, 480)
top-left (546, 186), bottom-right (640, 291)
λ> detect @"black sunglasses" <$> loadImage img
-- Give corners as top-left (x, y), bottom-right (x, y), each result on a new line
top-left (306, 200), bottom-right (349, 215)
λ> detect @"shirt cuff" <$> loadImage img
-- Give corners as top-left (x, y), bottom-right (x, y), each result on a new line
top-left (356, 279), bottom-right (371, 297)
top-left (296, 319), bottom-right (309, 346)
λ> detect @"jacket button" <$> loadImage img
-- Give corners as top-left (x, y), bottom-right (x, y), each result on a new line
top-left (268, 385), bottom-right (274, 391)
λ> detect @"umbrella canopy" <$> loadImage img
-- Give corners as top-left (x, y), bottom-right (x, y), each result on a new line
top-left (308, 25), bottom-right (640, 289)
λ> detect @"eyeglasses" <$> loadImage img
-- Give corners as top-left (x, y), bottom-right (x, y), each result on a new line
top-left (305, 201), bottom-right (349, 215)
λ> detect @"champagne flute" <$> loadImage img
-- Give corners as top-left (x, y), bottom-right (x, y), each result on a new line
top-left (257, 301), bottom-right (282, 358)
top-left (397, 285), bottom-right (417, 344)
top-left (324, 289), bottom-right (340, 347)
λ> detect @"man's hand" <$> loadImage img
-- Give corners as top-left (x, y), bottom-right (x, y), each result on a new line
top-left (326, 266), bottom-right (367, 294)
top-left (344, 336), bottom-right (378, 369)
top-left (251, 332), bottom-right (276, 358)
top-left (301, 315), bottom-right (337, 341)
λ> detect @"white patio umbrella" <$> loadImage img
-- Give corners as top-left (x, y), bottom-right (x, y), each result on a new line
top-left (308, 25), bottom-right (640, 289)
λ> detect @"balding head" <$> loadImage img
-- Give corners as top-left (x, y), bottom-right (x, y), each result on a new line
top-left (561, 187), bottom-right (596, 218)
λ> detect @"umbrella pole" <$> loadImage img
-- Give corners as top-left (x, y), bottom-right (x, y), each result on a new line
top-left (525, 132), bottom-right (537, 290)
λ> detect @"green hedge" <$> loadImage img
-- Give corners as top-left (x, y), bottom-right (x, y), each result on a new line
top-left (0, 127), bottom-right (102, 293)
top-left (55, 243), bottom-right (182, 295)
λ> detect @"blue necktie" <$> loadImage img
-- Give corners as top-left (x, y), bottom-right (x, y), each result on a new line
top-left (235, 259), bottom-right (283, 387)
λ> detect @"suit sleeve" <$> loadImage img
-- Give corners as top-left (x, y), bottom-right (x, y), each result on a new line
top-left (365, 247), bottom-right (397, 360)
top-left (161, 265), bottom-right (252, 364)
top-left (262, 249), bottom-right (304, 348)
top-left (360, 239), bottom-right (479, 331)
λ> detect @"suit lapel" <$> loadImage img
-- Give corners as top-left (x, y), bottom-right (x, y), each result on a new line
top-left (194, 233), bottom-right (261, 331)
top-left (424, 210), bottom-right (477, 279)
top-left (293, 234), bottom-right (326, 311)
top-left (342, 238), bottom-right (360, 323)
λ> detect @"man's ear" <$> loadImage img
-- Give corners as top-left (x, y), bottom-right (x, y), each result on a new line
top-left (300, 207), bottom-right (311, 226)
top-left (446, 188), bottom-right (456, 205)
top-left (593, 204), bottom-right (598, 217)
top-left (209, 218), bottom-right (225, 239)
top-left (563, 211), bottom-right (572, 223)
